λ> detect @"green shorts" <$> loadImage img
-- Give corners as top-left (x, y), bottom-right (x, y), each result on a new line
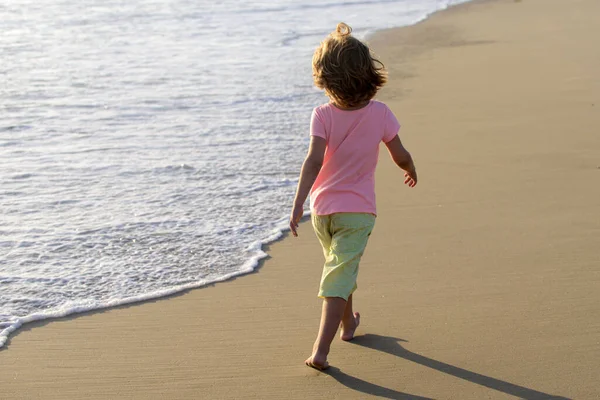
top-left (312, 213), bottom-right (376, 301)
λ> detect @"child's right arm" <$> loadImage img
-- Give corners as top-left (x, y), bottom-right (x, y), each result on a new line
top-left (385, 136), bottom-right (417, 187)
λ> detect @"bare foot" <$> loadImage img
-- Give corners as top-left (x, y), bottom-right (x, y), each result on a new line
top-left (305, 354), bottom-right (329, 370)
top-left (340, 312), bottom-right (360, 341)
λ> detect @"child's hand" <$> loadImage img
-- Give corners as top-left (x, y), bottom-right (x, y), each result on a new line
top-left (289, 205), bottom-right (304, 237)
top-left (404, 169), bottom-right (417, 187)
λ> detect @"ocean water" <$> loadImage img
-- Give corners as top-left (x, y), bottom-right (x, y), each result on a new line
top-left (0, 0), bottom-right (470, 347)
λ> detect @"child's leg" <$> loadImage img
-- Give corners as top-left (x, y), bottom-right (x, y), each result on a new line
top-left (306, 296), bottom-right (346, 370)
top-left (307, 213), bottom-right (374, 369)
top-left (340, 294), bottom-right (360, 341)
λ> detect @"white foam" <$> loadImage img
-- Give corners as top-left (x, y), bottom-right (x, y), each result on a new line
top-left (0, 211), bottom-right (308, 348)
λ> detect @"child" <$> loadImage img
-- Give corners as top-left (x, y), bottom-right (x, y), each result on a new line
top-left (289, 22), bottom-right (417, 371)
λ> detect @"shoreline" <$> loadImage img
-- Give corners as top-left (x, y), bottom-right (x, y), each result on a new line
top-left (0, 216), bottom-right (290, 350)
top-left (2, 0), bottom-right (600, 398)
top-left (0, 0), bottom-right (478, 351)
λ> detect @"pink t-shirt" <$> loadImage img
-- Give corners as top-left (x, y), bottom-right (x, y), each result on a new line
top-left (309, 100), bottom-right (400, 216)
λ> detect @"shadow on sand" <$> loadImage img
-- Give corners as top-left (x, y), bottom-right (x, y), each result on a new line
top-left (324, 334), bottom-right (571, 400)
top-left (323, 366), bottom-right (433, 400)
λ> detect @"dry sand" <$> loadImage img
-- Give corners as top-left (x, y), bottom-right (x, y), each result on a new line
top-left (2, 0), bottom-right (599, 398)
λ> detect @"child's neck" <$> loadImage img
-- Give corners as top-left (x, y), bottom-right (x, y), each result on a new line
top-left (330, 100), bottom-right (371, 111)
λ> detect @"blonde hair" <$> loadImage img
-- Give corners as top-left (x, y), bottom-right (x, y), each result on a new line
top-left (312, 23), bottom-right (387, 108)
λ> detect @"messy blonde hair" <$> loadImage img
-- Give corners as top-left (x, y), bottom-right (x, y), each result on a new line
top-left (312, 22), bottom-right (387, 108)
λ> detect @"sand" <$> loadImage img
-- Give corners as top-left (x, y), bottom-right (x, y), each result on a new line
top-left (2, 0), bottom-right (599, 398)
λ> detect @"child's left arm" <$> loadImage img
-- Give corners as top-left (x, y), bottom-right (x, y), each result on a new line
top-left (289, 136), bottom-right (326, 237)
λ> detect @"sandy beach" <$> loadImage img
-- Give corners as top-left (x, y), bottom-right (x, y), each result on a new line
top-left (2, 0), bottom-right (599, 398)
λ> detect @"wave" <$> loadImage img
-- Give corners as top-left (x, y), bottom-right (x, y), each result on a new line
top-left (0, 213), bottom-right (301, 349)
